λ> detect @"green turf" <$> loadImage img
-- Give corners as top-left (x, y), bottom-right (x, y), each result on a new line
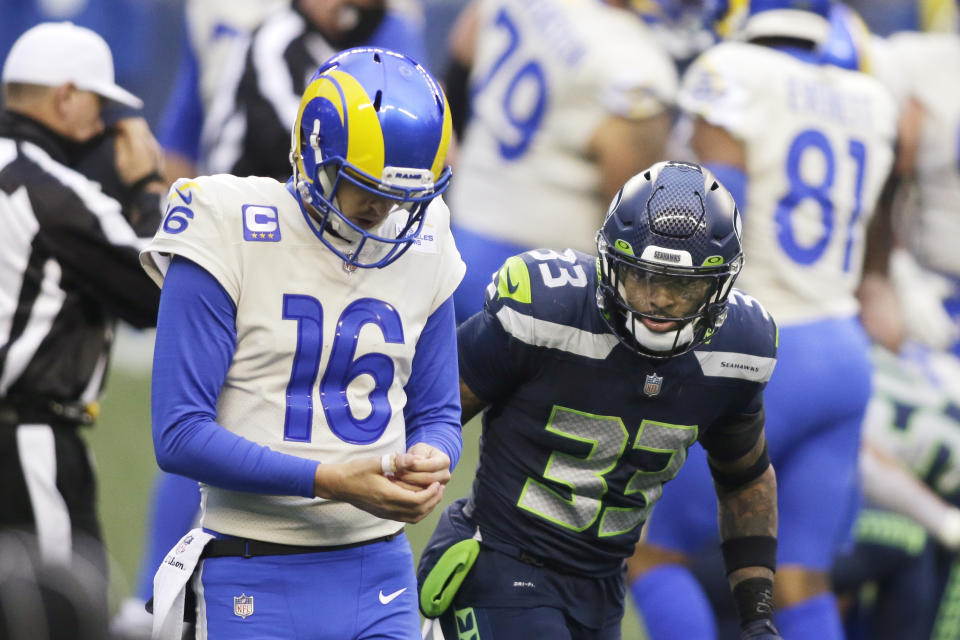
top-left (87, 365), bottom-right (647, 639)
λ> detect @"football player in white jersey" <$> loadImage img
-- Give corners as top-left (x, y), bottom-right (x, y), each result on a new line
top-left (869, 26), bottom-right (960, 354)
top-left (447, 0), bottom-right (678, 322)
top-left (627, 2), bottom-right (898, 640)
top-left (139, 48), bottom-right (463, 639)
top-left (117, 7), bottom-right (433, 637)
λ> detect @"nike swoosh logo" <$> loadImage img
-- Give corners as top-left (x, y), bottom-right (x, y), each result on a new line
top-left (506, 272), bottom-right (520, 294)
top-left (378, 587), bottom-right (407, 605)
top-left (174, 187), bottom-right (192, 204)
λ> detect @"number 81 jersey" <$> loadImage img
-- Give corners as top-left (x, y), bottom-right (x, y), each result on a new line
top-left (680, 42), bottom-right (897, 323)
top-left (140, 174), bottom-right (464, 546)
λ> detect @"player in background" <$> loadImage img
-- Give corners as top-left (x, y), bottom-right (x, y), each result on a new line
top-left (156, 0), bottom-right (285, 184)
top-left (653, 9), bottom-right (960, 639)
top-left (140, 48), bottom-right (462, 639)
top-left (627, 2), bottom-right (898, 640)
top-left (636, 0), bottom-right (720, 72)
top-left (865, 18), bottom-right (960, 357)
top-left (830, 8), bottom-right (960, 638)
top-left (445, 0), bottom-right (678, 322)
top-left (418, 161), bottom-right (783, 640)
top-left (831, 341), bottom-right (960, 640)
top-left (202, 0), bottom-right (428, 180)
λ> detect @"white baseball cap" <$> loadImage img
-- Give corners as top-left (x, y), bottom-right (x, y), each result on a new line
top-left (2, 22), bottom-right (143, 109)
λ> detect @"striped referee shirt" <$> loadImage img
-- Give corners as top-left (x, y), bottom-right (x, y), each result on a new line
top-left (0, 110), bottom-right (160, 408)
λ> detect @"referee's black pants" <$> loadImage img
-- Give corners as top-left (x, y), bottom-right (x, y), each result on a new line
top-left (0, 422), bottom-right (107, 577)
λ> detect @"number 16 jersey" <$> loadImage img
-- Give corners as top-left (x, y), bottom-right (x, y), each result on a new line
top-left (141, 174), bottom-right (464, 546)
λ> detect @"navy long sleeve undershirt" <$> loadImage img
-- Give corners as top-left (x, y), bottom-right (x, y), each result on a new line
top-left (151, 257), bottom-right (462, 496)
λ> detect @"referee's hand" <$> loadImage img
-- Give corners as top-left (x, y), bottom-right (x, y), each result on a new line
top-left (113, 117), bottom-right (163, 188)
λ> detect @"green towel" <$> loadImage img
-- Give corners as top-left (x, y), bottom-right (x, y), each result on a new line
top-left (419, 539), bottom-right (481, 618)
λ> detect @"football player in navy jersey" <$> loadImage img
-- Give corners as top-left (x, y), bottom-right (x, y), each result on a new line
top-left (417, 161), bottom-right (782, 640)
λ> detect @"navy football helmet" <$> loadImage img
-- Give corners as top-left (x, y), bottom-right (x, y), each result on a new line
top-left (596, 161), bottom-right (743, 358)
top-left (291, 47), bottom-right (452, 268)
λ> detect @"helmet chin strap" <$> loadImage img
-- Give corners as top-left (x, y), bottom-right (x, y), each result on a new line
top-left (627, 315), bottom-right (696, 354)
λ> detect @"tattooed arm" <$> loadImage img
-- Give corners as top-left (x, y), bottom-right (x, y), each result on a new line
top-left (709, 430), bottom-right (782, 639)
top-left (712, 431), bottom-right (778, 583)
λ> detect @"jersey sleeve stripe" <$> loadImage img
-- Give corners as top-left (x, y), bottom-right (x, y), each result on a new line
top-left (495, 305), bottom-right (619, 359)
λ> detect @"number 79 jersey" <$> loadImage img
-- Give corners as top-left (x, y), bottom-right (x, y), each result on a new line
top-left (679, 42), bottom-right (897, 324)
top-left (451, 0), bottom-right (677, 253)
top-left (140, 174), bottom-right (464, 546)
top-left (458, 249), bottom-right (778, 576)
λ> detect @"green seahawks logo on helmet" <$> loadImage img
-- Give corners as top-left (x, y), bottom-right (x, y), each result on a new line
top-left (614, 239), bottom-right (635, 255)
top-left (702, 255), bottom-right (724, 266)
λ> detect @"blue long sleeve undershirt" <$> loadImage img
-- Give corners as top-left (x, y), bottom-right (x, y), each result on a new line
top-left (151, 257), bottom-right (462, 497)
top-left (402, 294), bottom-right (462, 470)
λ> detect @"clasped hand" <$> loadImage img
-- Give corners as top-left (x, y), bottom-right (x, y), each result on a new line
top-left (314, 442), bottom-right (451, 524)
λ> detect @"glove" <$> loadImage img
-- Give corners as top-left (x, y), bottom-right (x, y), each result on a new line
top-left (740, 619), bottom-right (783, 640)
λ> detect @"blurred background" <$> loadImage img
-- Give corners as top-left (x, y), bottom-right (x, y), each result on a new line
top-left (2, 0), bottom-right (957, 638)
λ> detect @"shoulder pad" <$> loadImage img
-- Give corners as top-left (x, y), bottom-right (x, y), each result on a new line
top-left (166, 175), bottom-right (219, 215)
top-left (483, 249), bottom-right (618, 358)
top-left (486, 249), bottom-right (596, 317)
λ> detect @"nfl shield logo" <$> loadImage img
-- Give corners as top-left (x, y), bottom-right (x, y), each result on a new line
top-left (643, 373), bottom-right (663, 397)
top-left (175, 534), bottom-right (193, 554)
top-left (234, 594), bottom-right (254, 619)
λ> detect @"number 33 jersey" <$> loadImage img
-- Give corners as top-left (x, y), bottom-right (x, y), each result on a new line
top-left (458, 250), bottom-right (778, 576)
top-left (679, 42), bottom-right (897, 324)
top-left (140, 174), bottom-right (464, 545)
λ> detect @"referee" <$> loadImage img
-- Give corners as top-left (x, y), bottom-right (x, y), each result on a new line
top-left (0, 21), bottom-right (165, 585)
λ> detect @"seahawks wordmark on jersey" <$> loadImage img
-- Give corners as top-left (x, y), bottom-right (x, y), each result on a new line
top-left (141, 174), bottom-right (464, 546)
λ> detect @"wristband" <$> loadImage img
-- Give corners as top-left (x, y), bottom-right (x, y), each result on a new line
top-left (732, 577), bottom-right (774, 625)
top-left (381, 453), bottom-right (396, 478)
top-left (721, 535), bottom-right (777, 574)
top-left (127, 170), bottom-right (164, 194)
top-left (710, 442), bottom-right (771, 489)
